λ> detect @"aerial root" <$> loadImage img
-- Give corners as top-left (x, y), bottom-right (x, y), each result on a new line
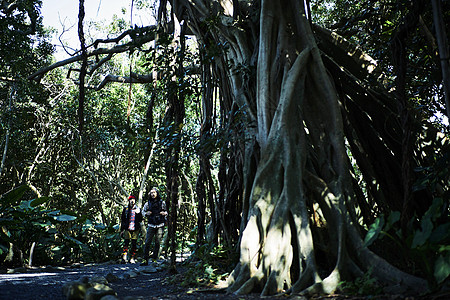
top-left (290, 262), bottom-right (319, 294)
top-left (234, 270), bottom-right (266, 295)
top-left (303, 269), bottom-right (341, 296)
top-left (235, 276), bottom-right (257, 295)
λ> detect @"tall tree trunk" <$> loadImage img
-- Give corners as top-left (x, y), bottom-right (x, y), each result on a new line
top-left (166, 151), bottom-right (180, 269)
top-left (169, 0), bottom-right (428, 296)
top-left (77, 0), bottom-right (87, 134)
top-left (138, 131), bottom-right (158, 206)
top-left (165, 16), bottom-right (186, 270)
top-left (0, 84), bottom-right (14, 177)
top-left (431, 0), bottom-right (450, 120)
top-left (390, 0), bottom-right (426, 232)
top-left (195, 57), bottom-right (215, 247)
top-left (195, 163), bottom-right (207, 246)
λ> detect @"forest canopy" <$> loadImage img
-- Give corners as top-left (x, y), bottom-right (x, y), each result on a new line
top-left (1, 0), bottom-right (449, 298)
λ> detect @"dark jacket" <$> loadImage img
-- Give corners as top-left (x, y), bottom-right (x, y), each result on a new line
top-left (143, 199), bottom-right (167, 225)
top-left (120, 205), bottom-right (143, 231)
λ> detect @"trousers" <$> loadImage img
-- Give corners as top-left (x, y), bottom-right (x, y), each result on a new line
top-left (143, 226), bottom-right (164, 260)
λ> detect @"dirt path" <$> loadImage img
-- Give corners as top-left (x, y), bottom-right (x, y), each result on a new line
top-left (1, 261), bottom-right (439, 300)
top-left (0, 261), bottom-right (266, 300)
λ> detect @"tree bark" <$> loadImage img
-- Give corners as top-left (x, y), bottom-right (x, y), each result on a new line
top-left (165, 14), bottom-right (186, 270)
top-left (138, 131), bottom-right (159, 207)
top-left (77, 0), bottom-right (87, 133)
top-left (195, 56), bottom-right (215, 246)
top-left (28, 242), bottom-right (36, 268)
top-left (0, 84), bottom-right (14, 178)
top-left (431, 0), bottom-right (450, 120)
top-left (26, 0), bottom-right (433, 296)
top-left (167, 0), bottom-right (428, 296)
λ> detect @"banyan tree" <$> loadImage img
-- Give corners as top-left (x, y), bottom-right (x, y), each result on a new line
top-left (29, 0), bottom-right (449, 297)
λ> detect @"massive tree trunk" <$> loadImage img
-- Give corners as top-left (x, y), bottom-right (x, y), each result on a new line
top-left (27, 0), bottom-right (434, 296)
top-left (226, 1), bottom-right (357, 293)
top-left (170, 0), bottom-right (428, 296)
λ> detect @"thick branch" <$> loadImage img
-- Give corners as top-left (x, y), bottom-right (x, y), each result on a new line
top-left (90, 72), bottom-right (155, 90)
top-left (28, 26), bottom-right (158, 81)
top-left (86, 65), bottom-right (199, 90)
top-left (313, 24), bottom-right (382, 83)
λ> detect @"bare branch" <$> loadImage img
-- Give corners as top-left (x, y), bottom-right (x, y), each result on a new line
top-left (28, 25), bottom-right (158, 81)
top-left (0, 1), bottom-right (18, 14)
top-left (90, 72), bottom-right (155, 90)
top-left (85, 66), bottom-right (199, 90)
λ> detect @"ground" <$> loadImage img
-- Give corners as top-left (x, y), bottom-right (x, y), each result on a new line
top-left (0, 260), bottom-right (272, 300)
top-left (0, 260), bottom-right (445, 300)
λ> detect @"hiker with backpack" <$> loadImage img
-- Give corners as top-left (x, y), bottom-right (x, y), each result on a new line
top-left (140, 187), bottom-right (167, 265)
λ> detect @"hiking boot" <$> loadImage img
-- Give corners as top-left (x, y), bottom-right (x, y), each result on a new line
top-left (130, 257), bottom-right (136, 264)
top-left (122, 253), bottom-right (128, 263)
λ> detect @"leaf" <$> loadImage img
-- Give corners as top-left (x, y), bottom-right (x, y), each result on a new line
top-left (385, 211), bottom-right (400, 231)
top-left (0, 230), bottom-right (11, 243)
top-left (412, 217), bottom-right (433, 248)
top-left (0, 243), bottom-right (8, 255)
top-left (32, 221), bottom-right (50, 227)
top-left (0, 185), bottom-right (29, 207)
top-left (364, 216), bottom-right (385, 247)
top-left (46, 228), bottom-right (58, 234)
top-left (205, 265), bottom-right (214, 276)
top-left (18, 200), bottom-right (33, 210)
top-left (424, 198), bottom-right (444, 222)
top-left (434, 253), bottom-right (450, 284)
top-left (94, 224), bottom-right (106, 230)
top-left (54, 214), bottom-right (77, 222)
top-left (64, 235), bottom-right (84, 246)
top-left (31, 197), bottom-right (50, 207)
top-left (429, 223), bottom-right (450, 244)
top-left (105, 233), bottom-right (117, 239)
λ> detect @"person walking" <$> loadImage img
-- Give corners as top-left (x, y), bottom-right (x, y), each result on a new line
top-left (120, 195), bottom-right (143, 264)
top-left (140, 187), bottom-right (167, 265)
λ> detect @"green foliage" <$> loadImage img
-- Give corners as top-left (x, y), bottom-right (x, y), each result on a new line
top-left (0, 0), bottom-right (54, 196)
top-left (414, 125), bottom-right (450, 195)
top-left (364, 211), bottom-right (401, 247)
top-left (171, 243), bottom-right (238, 287)
top-left (363, 128), bottom-right (449, 288)
top-left (338, 268), bottom-right (382, 296)
top-left (0, 185), bottom-right (125, 266)
top-left (310, 0), bottom-right (447, 127)
top-left (434, 251), bottom-right (450, 285)
top-left (364, 197), bottom-right (450, 287)
top-left (83, 222), bottom-right (123, 262)
top-left (52, 220), bottom-right (122, 264)
top-left (0, 185), bottom-right (78, 265)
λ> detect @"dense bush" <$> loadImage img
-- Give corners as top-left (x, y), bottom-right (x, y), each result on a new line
top-left (0, 185), bottom-right (125, 267)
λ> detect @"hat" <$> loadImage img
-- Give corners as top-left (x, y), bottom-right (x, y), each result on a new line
top-left (128, 195), bottom-right (136, 200)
